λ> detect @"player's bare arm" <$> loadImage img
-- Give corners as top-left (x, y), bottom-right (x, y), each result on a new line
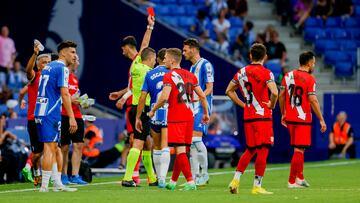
top-left (225, 80), bottom-right (245, 108)
top-left (279, 88), bottom-right (287, 127)
top-left (203, 82), bottom-right (213, 96)
top-left (309, 95), bottom-right (327, 133)
top-left (19, 85), bottom-right (28, 110)
top-left (115, 89), bottom-right (132, 109)
top-left (25, 43), bottom-right (41, 81)
top-left (61, 87), bottom-right (78, 134)
top-left (264, 81), bottom-right (278, 109)
top-left (139, 15), bottom-right (155, 54)
top-left (194, 85), bottom-right (210, 124)
top-left (149, 85), bottom-right (171, 118)
top-left (135, 91), bottom-right (148, 133)
top-left (109, 87), bottom-right (128, 100)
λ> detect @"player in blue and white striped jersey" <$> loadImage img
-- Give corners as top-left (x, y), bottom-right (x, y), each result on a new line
top-left (135, 48), bottom-right (170, 188)
top-left (35, 41), bottom-right (78, 192)
top-left (183, 38), bottom-right (214, 186)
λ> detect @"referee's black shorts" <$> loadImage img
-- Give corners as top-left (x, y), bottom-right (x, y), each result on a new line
top-left (128, 105), bottom-right (150, 141)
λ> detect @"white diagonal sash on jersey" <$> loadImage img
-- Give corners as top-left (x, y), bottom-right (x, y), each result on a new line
top-left (285, 71), bottom-right (306, 120)
top-left (237, 68), bottom-right (264, 116)
top-left (171, 71), bottom-right (193, 112)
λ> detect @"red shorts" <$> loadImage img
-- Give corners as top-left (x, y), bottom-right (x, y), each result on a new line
top-left (244, 120), bottom-right (274, 148)
top-left (125, 106), bottom-right (133, 134)
top-left (287, 124), bottom-right (312, 147)
top-left (168, 121), bottom-right (194, 147)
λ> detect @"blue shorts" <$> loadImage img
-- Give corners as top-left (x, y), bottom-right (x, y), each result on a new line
top-left (150, 123), bottom-right (167, 134)
top-left (35, 117), bottom-right (61, 143)
top-left (193, 112), bottom-right (208, 135)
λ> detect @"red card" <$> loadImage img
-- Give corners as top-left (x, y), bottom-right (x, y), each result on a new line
top-left (147, 7), bottom-right (155, 17)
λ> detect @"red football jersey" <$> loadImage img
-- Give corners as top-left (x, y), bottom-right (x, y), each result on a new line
top-left (61, 73), bottom-right (82, 118)
top-left (163, 68), bottom-right (198, 122)
top-left (27, 71), bottom-right (40, 120)
top-left (232, 64), bottom-right (274, 120)
top-left (281, 69), bottom-right (316, 124)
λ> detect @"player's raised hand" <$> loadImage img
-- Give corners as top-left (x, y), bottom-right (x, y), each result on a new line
top-left (148, 110), bottom-right (155, 118)
top-left (69, 117), bottom-right (78, 134)
top-left (147, 15), bottom-right (155, 26)
top-left (135, 117), bottom-right (143, 133)
top-left (320, 120), bottom-right (327, 133)
top-left (34, 42), bottom-right (40, 55)
top-left (202, 113), bottom-right (210, 125)
top-left (109, 91), bottom-right (121, 100)
top-left (281, 115), bottom-right (287, 127)
top-left (116, 98), bottom-right (126, 109)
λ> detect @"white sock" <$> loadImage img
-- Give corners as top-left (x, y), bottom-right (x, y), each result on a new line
top-left (254, 175), bottom-right (263, 187)
top-left (160, 147), bottom-right (170, 181)
top-left (153, 149), bottom-right (162, 179)
top-left (51, 163), bottom-right (63, 187)
top-left (233, 171), bottom-right (242, 181)
top-left (133, 171), bottom-right (139, 177)
top-left (25, 163), bottom-right (31, 170)
top-left (194, 138), bottom-right (208, 175)
top-left (34, 169), bottom-right (41, 176)
top-left (41, 170), bottom-right (52, 188)
top-left (190, 143), bottom-right (199, 179)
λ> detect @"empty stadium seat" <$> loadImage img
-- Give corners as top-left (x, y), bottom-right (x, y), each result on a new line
top-left (156, 6), bottom-right (171, 15)
top-left (170, 6), bottom-right (186, 15)
top-left (327, 28), bottom-right (349, 39)
top-left (178, 17), bottom-right (195, 28)
top-left (304, 17), bottom-right (323, 28)
top-left (315, 40), bottom-right (338, 54)
top-left (193, 0), bottom-right (206, 5)
top-left (165, 17), bottom-right (179, 26)
top-left (179, 0), bottom-right (193, 4)
top-left (0, 104), bottom-right (7, 114)
top-left (339, 40), bottom-right (358, 51)
top-left (264, 62), bottom-right (282, 79)
top-left (324, 51), bottom-right (349, 65)
top-left (185, 5), bottom-right (199, 16)
top-left (347, 28), bottom-right (360, 39)
top-left (325, 17), bottom-right (342, 27)
top-left (334, 62), bottom-right (354, 77)
top-left (343, 18), bottom-right (359, 28)
top-left (304, 28), bottom-right (327, 42)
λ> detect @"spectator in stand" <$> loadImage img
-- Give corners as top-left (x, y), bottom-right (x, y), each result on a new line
top-left (0, 26), bottom-right (16, 73)
top-left (293, 0), bottom-right (313, 30)
top-left (255, 32), bottom-right (266, 44)
top-left (214, 32), bottom-right (230, 55)
top-left (0, 86), bottom-right (13, 105)
top-left (212, 8), bottom-right (231, 39)
top-left (313, 0), bottom-right (332, 20)
top-left (7, 61), bottom-right (27, 92)
top-left (240, 21), bottom-right (255, 49)
top-left (275, 0), bottom-right (291, 26)
top-left (231, 34), bottom-right (249, 66)
top-left (191, 10), bottom-right (211, 41)
top-left (265, 30), bottom-right (287, 66)
top-left (330, 0), bottom-right (353, 17)
top-left (264, 24), bottom-right (276, 43)
top-left (4, 99), bottom-right (18, 119)
top-left (227, 0), bottom-right (248, 18)
top-left (0, 114), bottom-right (20, 184)
top-left (208, 0), bottom-right (228, 18)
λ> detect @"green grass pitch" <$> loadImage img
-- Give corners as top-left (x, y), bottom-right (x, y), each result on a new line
top-left (0, 160), bottom-right (359, 203)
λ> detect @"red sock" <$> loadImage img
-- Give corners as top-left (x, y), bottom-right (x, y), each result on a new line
top-left (171, 154), bottom-right (182, 182)
top-left (26, 153), bottom-right (33, 167)
top-left (297, 152), bottom-right (304, 180)
top-left (133, 152), bottom-right (141, 175)
top-left (255, 146), bottom-right (269, 176)
top-left (289, 151), bottom-right (302, 184)
top-left (236, 149), bottom-right (256, 173)
top-left (178, 153), bottom-right (193, 182)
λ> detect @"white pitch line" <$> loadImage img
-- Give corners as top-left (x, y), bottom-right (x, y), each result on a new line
top-left (0, 160), bottom-right (359, 194)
